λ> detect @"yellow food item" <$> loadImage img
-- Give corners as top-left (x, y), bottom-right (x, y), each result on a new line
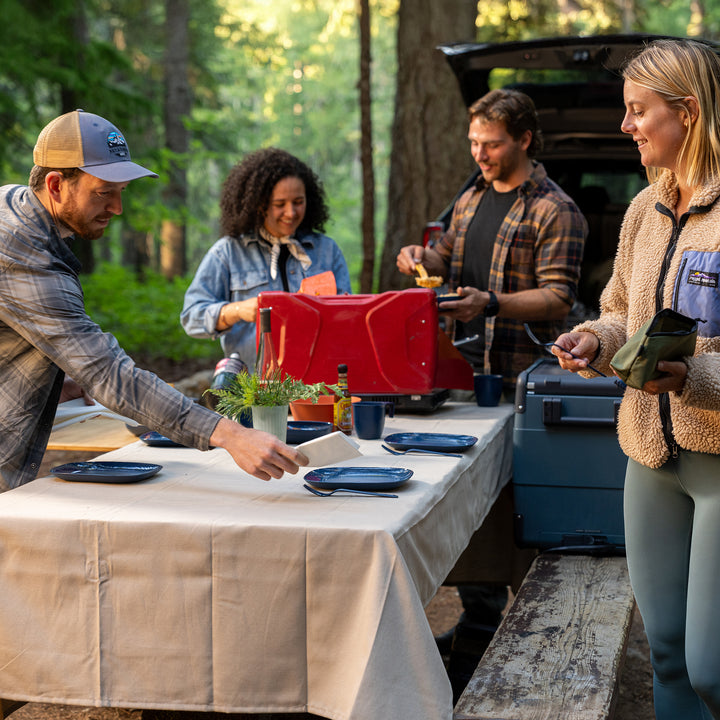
top-left (415, 276), bottom-right (443, 288)
top-left (414, 262), bottom-right (442, 288)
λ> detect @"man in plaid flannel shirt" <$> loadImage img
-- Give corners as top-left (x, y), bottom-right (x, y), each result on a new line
top-left (396, 88), bottom-right (588, 700)
top-left (397, 88), bottom-right (587, 391)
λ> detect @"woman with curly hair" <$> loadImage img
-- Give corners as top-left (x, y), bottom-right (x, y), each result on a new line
top-left (181, 148), bottom-right (351, 367)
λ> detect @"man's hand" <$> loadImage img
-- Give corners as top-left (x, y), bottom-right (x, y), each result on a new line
top-left (209, 417), bottom-right (308, 481)
top-left (437, 286), bottom-right (487, 322)
top-left (550, 331), bottom-right (600, 372)
top-left (396, 244), bottom-right (446, 279)
top-left (60, 377), bottom-right (94, 405)
top-left (396, 245), bottom-right (426, 275)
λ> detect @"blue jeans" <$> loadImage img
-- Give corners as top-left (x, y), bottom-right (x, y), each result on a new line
top-left (625, 452), bottom-right (720, 720)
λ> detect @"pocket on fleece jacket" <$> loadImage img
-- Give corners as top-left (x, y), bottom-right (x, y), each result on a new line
top-left (674, 250), bottom-right (720, 338)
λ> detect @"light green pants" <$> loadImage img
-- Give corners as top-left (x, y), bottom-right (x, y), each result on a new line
top-left (625, 452), bottom-right (720, 720)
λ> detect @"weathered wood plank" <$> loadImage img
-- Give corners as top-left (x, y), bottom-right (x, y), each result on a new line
top-left (454, 554), bottom-right (635, 720)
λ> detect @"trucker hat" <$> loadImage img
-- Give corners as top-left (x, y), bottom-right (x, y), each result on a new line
top-left (33, 109), bottom-right (158, 182)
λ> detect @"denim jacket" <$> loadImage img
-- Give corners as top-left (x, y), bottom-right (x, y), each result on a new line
top-left (181, 231), bottom-right (351, 367)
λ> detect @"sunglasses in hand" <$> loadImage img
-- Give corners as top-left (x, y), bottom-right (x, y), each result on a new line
top-left (523, 323), bottom-right (606, 377)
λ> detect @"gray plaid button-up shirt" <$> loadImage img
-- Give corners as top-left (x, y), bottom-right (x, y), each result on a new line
top-left (0, 184), bottom-right (219, 491)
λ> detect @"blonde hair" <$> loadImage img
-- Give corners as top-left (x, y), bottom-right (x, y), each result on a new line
top-left (622, 39), bottom-right (720, 187)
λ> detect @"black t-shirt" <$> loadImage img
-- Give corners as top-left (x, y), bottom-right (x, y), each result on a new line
top-left (455, 185), bottom-right (517, 370)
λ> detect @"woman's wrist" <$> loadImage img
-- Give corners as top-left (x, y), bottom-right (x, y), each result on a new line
top-left (218, 302), bottom-right (237, 330)
top-left (218, 298), bottom-right (258, 329)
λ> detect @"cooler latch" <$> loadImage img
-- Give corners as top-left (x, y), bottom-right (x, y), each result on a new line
top-left (542, 397), bottom-right (619, 427)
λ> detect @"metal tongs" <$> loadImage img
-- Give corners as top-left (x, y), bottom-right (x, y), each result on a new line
top-left (523, 323), bottom-right (606, 377)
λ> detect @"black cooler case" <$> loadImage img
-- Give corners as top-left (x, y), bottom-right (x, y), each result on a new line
top-left (513, 358), bottom-right (628, 552)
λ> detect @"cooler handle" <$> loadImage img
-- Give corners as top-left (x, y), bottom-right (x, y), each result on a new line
top-left (542, 398), bottom-right (620, 427)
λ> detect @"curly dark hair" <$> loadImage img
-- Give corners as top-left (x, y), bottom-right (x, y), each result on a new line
top-left (219, 148), bottom-right (329, 237)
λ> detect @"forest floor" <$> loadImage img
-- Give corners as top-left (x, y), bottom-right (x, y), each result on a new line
top-left (13, 359), bottom-right (655, 719)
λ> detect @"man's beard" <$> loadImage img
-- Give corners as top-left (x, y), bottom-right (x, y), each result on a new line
top-left (59, 194), bottom-right (109, 241)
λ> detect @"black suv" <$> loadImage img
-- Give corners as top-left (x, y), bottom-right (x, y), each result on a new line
top-left (436, 34), bottom-right (704, 321)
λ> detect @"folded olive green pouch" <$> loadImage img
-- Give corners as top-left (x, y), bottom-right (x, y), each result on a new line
top-left (610, 308), bottom-right (697, 389)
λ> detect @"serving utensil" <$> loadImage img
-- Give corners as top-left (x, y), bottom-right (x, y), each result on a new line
top-left (523, 323), bottom-right (606, 377)
top-left (381, 444), bottom-right (462, 459)
top-left (303, 484), bottom-right (398, 498)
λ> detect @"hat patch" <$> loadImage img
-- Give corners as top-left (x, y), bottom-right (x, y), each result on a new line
top-left (106, 131), bottom-right (129, 158)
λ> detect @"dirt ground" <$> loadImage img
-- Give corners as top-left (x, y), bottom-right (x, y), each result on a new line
top-left (13, 359), bottom-right (655, 719)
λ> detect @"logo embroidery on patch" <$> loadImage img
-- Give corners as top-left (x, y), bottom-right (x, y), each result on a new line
top-left (687, 269), bottom-right (719, 288)
top-left (106, 131), bottom-right (129, 158)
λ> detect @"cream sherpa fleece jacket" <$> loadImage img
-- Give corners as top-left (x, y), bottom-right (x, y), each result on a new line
top-left (574, 170), bottom-right (720, 468)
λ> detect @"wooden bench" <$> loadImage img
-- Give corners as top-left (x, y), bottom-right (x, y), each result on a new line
top-left (454, 553), bottom-right (636, 720)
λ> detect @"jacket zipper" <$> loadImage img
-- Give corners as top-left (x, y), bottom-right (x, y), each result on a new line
top-left (655, 204), bottom-right (688, 459)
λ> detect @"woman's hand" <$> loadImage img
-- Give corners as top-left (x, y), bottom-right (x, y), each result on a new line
top-left (550, 331), bottom-right (600, 373)
top-left (217, 297), bottom-right (259, 331)
top-left (641, 360), bottom-right (688, 394)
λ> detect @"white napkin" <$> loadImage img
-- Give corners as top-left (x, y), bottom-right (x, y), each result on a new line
top-left (52, 398), bottom-right (137, 430)
top-left (296, 431), bottom-right (362, 467)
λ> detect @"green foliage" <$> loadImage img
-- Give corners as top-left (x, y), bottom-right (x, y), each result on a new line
top-left (201, 0), bottom-right (398, 292)
top-left (4, 0), bottom-right (718, 305)
top-left (80, 263), bottom-right (219, 363)
top-left (207, 370), bottom-right (339, 418)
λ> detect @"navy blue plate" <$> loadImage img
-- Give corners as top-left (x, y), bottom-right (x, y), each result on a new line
top-left (436, 293), bottom-right (460, 305)
top-left (51, 462), bottom-right (162, 484)
top-left (140, 431), bottom-right (187, 448)
top-left (304, 466), bottom-right (412, 491)
top-left (383, 432), bottom-right (478, 452)
top-left (286, 421), bottom-right (333, 445)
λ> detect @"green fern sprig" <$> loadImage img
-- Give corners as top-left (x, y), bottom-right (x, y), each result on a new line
top-left (205, 370), bottom-right (340, 422)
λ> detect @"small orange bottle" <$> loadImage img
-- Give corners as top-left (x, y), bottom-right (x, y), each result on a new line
top-left (333, 363), bottom-right (352, 435)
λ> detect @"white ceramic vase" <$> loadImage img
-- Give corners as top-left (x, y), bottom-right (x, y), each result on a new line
top-left (251, 404), bottom-right (289, 442)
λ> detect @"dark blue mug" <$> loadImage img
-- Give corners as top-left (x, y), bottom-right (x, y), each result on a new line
top-left (474, 374), bottom-right (504, 407)
top-left (352, 401), bottom-right (394, 439)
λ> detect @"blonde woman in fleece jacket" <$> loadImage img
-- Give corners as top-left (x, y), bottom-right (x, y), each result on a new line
top-left (552, 39), bottom-right (720, 720)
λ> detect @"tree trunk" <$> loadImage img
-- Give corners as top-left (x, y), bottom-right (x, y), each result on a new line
top-left (358, 0), bottom-right (375, 293)
top-left (160, 0), bottom-right (191, 279)
top-left (378, 0), bottom-right (477, 291)
top-left (122, 228), bottom-right (151, 277)
top-left (64, 1), bottom-right (95, 273)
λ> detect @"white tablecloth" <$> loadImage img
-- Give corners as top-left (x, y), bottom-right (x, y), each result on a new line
top-left (0, 402), bottom-right (513, 720)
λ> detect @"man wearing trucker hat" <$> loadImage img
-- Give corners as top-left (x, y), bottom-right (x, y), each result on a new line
top-left (0, 109), bottom-right (307, 491)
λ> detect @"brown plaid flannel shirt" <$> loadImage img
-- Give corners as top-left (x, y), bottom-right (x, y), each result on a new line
top-left (435, 163), bottom-right (587, 386)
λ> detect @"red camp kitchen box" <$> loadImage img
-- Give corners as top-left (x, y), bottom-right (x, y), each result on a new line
top-left (257, 289), bottom-right (473, 396)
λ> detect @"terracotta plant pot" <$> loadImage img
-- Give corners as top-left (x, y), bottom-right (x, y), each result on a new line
top-left (290, 395), bottom-right (361, 425)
